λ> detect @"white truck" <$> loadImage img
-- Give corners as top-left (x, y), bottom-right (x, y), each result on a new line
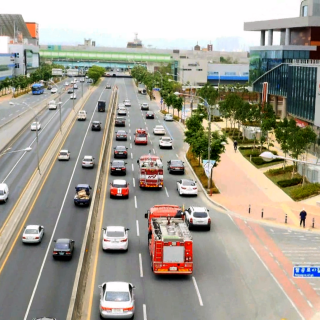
top-left (67, 69), bottom-right (79, 77)
top-left (48, 100), bottom-right (57, 110)
top-left (78, 110), bottom-right (87, 121)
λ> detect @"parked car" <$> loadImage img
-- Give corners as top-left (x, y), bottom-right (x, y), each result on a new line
top-left (87, 78), bottom-right (93, 83)
top-left (22, 225), bottom-right (44, 244)
top-left (102, 226), bottom-right (129, 251)
top-left (177, 179), bottom-right (198, 196)
top-left (58, 149), bottom-right (70, 161)
top-left (164, 113), bottom-right (174, 121)
top-left (184, 206), bottom-right (211, 230)
top-left (110, 160), bottom-right (127, 175)
top-left (159, 136), bottom-right (173, 149)
top-left (146, 111), bottom-right (155, 119)
top-left (82, 155), bottom-right (95, 168)
top-left (0, 183), bottom-right (9, 203)
top-left (98, 282), bottom-right (135, 319)
top-left (153, 125), bottom-right (165, 135)
top-left (167, 160), bottom-right (185, 174)
top-left (110, 179), bottom-right (129, 199)
top-left (115, 130), bottom-right (128, 141)
top-left (115, 117), bottom-right (126, 127)
top-left (52, 238), bottom-right (75, 260)
top-left (114, 146), bottom-right (128, 158)
top-left (31, 122), bottom-right (41, 131)
top-left (92, 121), bottom-right (102, 131)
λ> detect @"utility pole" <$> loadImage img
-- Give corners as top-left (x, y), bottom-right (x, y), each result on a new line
top-left (207, 103), bottom-right (211, 190)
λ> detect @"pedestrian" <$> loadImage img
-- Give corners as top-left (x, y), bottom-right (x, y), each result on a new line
top-left (300, 208), bottom-right (307, 228)
top-left (233, 140), bottom-right (238, 152)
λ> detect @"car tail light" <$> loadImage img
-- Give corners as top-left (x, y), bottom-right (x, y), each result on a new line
top-left (124, 151), bottom-right (127, 154)
top-left (193, 187), bottom-right (197, 190)
top-left (208, 218), bottom-right (211, 223)
top-left (82, 162), bottom-right (85, 164)
top-left (181, 187), bottom-right (186, 189)
top-left (53, 251), bottom-right (58, 254)
top-left (90, 162), bottom-right (93, 164)
top-left (35, 237), bottom-right (39, 239)
top-left (121, 238), bottom-right (128, 242)
top-left (101, 306), bottom-right (112, 311)
top-left (23, 236), bottom-right (26, 239)
top-left (121, 168), bottom-right (125, 170)
top-left (123, 306), bottom-right (134, 311)
top-left (115, 151), bottom-right (119, 154)
top-left (111, 167), bottom-right (115, 170)
top-left (104, 238), bottom-right (110, 242)
top-left (190, 218), bottom-right (193, 223)
top-left (66, 251), bottom-right (71, 255)
top-left (170, 166), bottom-right (173, 169)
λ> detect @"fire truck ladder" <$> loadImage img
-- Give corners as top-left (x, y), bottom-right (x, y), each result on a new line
top-left (155, 241), bottom-right (163, 260)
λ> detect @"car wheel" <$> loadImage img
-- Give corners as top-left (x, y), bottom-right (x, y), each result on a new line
top-left (151, 260), bottom-right (153, 271)
top-left (3, 198), bottom-right (7, 203)
top-left (110, 194), bottom-right (113, 199)
top-left (126, 194), bottom-right (129, 199)
top-left (207, 225), bottom-right (211, 231)
top-left (159, 146), bottom-right (162, 149)
top-left (188, 221), bottom-right (192, 230)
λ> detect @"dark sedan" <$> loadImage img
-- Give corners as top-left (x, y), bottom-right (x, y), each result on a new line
top-left (110, 160), bottom-right (127, 175)
top-left (115, 130), bottom-right (127, 141)
top-left (114, 145), bottom-right (128, 158)
top-left (91, 121), bottom-right (102, 131)
top-left (52, 238), bottom-right (75, 260)
top-left (67, 88), bottom-right (74, 94)
top-left (146, 111), bottom-right (155, 119)
top-left (167, 159), bottom-right (185, 174)
top-left (115, 117), bottom-right (126, 127)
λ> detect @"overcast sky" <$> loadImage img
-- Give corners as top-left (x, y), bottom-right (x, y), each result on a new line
top-left (2, 0), bottom-right (302, 50)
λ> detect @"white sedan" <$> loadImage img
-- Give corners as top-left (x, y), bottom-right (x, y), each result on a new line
top-left (31, 121), bottom-right (41, 131)
top-left (159, 136), bottom-right (173, 149)
top-left (102, 226), bottom-right (129, 251)
top-left (58, 149), bottom-right (70, 161)
top-left (153, 125), bottom-right (166, 135)
top-left (118, 108), bottom-right (127, 116)
top-left (65, 81), bottom-right (69, 86)
top-left (164, 113), bottom-right (173, 121)
top-left (48, 100), bottom-right (57, 110)
top-left (70, 93), bottom-right (77, 99)
top-left (51, 87), bottom-right (58, 94)
top-left (22, 225), bottom-right (44, 243)
top-left (177, 179), bottom-right (198, 196)
top-left (82, 155), bottom-right (95, 168)
top-left (124, 99), bottom-right (131, 107)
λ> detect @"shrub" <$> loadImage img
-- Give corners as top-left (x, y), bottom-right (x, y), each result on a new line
top-left (251, 157), bottom-right (266, 165)
top-left (173, 115), bottom-right (180, 121)
top-left (267, 165), bottom-right (294, 176)
top-left (291, 183), bottom-right (320, 201)
top-left (213, 116), bottom-right (223, 122)
top-left (277, 178), bottom-right (302, 188)
top-left (160, 110), bottom-right (168, 115)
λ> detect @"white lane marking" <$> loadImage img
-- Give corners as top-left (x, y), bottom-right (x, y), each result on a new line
top-left (129, 123), bottom-right (130, 127)
top-left (270, 229), bottom-right (274, 233)
top-left (9, 113), bottom-right (12, 116)
top-left (136, 220), bottom-right (140, 236)
top-left (150, 140), bottom-right (153, 145)
top-left (148, 133), bottom-right (150, 137)
top-left (133, 177), bottom-right (135, 187)
top-left (134, 196), bottom-right (137, 208)
top-left (146, 126), bottom-right (148, 130)
top-left (132, 164), bottom-right (134, 172)
top-left (1, 118), bottom-right (5, 121)
top-left (307, 300), bottom-right (313, 308)
top-left (162, 122), bottom-right (174, 139)
top-left (139, 253), bottom-right (143, 277)
top-left (172, 146), bottom-right (174, 149)
top-left (165, 187), bottom-right (169, 197)
top-left (249, 245), bottom-right (304, 320)
top-left (227, 214), bottom-right (236, 225)
top-left (23, 100), bottom-right (98, 320)
top-left (143, 304), bottom-right (147, 320)
top-left (192, 277), bottom-right (203, 306)
top-left (176, 154), bottom-right (179, 157)
top-left (153, 149), bottom-right (155, 154)
top-left (130, 143), bottom-right (132, 149)
top-left (129, 129), bottom-right (131, 133)
top-left (16, 110), bottom-right (20, 112)
top-left (131, 153), bottom-right (133, 159)
top-left (129, 136), bottom-right (131, 140)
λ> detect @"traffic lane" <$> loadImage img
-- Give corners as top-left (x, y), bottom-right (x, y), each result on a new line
top-left (0, 81), bottom-right (108, 320)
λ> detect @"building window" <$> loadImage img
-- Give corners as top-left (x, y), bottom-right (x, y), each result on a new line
top-left (303, 5), bottom-right (308, 16)
top-left (182, 68), bottom-right (192, 71)
top-left (243, 72), bottom-right (249, 75)
top-left (196, 69), bottom-right (203, 71)
top-left (225, 72), bottom-right (236, 75)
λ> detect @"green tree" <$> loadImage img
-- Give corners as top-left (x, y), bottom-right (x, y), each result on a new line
top-left (274, 118), bottom-right (292, 168)
top-left (87, 65), bottom-right (105, 83)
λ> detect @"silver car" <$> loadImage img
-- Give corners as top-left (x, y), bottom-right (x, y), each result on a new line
top-left (22, 225), bottom-right (44, 243)
top-left (99, 282), bottom-right (135, 319)
top-left (82, 155), bottom-right (95, 168)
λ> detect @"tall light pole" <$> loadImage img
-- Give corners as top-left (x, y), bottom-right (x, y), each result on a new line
top-left (58, 100), bottom-right (62, 132)
top-left (0, 147), bottom-right (32, 157)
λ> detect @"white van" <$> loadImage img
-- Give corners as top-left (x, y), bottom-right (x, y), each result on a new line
top-left (0, 183), bottom-right (9, 203)
top-left (78, 110), bottom-right (87, 121)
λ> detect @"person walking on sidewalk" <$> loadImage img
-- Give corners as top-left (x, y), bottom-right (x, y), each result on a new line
top-left (300, 208), bottom-right (307, 228)
top-left (233, 140), bottom-right (238, 152)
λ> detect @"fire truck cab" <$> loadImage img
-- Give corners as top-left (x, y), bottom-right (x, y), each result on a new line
top-left (137, 154), bottom-right (163, 188)
top-left (148, 217), bottom-right (193, 274)
top-left (134, 128), bottom-right (148, 145)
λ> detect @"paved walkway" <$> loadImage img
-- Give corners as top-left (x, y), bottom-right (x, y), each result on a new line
top-left (152, 91), bottom-right (320, 231)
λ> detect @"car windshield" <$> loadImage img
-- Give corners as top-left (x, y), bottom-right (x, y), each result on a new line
top-left (183, 180), bottom-right (196, 186)
top-left (117, 131), bottom-right (126, 135)
top-left (84, 157), bottom-right (92, 161)
top-left (25, 229), bottom-right (38, 234)
top-left (162, 138), bottom-right (171, 141)
top-left (116, 146), bottom-right (126, 150)
top-left (55, 243), bottom-right (69, 249)
top-left (113, 183), bottom-right (127, 188)
top-left (142, 104), bottom-right (148, 106)
top-left (171, 160), bottom-right (183, 166)
top-left (32, 122), bottom-right (37, 126)
top-left (60, 152), bottom-right (68, 155)
top-left (193, 211), bottom-right (208, 218)
top-left (0, 190), bottom-right (4, 195)
top-left (106, 231), bottom-right (125, 238)
top-left (113, 161), bottom-right (124, 166)
top-left (137, 133), bottom-right (147, 137)
top-left (105, 291), bottom-right (129, 302)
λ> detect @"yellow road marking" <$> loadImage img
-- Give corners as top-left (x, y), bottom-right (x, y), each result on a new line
top-left (281, 203), bottom-right (300, 226)
top-left (86, 92), bottom-right (116, 319)
top-left (0, 90), bottom-right (93, 275)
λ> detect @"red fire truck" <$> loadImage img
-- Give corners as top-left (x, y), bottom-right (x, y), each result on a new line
top-left (148, 216), bottom-right (193, 275)
top-left (134, 128), bottom-right (148, 145)
top-left (137, 154), bottom-right (163, 188)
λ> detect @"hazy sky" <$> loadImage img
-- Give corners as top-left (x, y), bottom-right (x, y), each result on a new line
top-left (2, 0), bottom-right (302, 49)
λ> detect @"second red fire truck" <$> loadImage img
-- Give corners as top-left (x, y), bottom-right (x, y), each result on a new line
top-left (137, 154), bottom-right (163, 188)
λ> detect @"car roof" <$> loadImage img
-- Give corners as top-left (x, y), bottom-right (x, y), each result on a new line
top-left (124, 99), bottom-right (130, 101)
top-left (113, 179), bottom-right (127, 185)
top-left (161, 136), bottom-right (171, 139)
top-left (56, 238), bottom-right (71, 243)
top-left (115, 145), bottom-right (126, 148)
top-left (112, 160), bottom-right (125, 164)
top-left (106, 226), bottom-right (125, 232)
top-left (190, 206), bottom-right (207, 211)
top-left (25, 225), bottom-right (40, 230)
top-left (106, 282), bottom-right (129, 292)
top-left (76, 183), bottom-right (90, 188)
top-left (92, 121), bottom-right (101, 123)
top-left (0, 183), bottom-right (8, 190)
top-left (60, 149), bottom-right (69, 152)
top-left (155, 125), bottom-right (164, 128)
top-left (117, 130), bottom-right (126, 132)
top-left (83, 155), bottom-right (93, 158)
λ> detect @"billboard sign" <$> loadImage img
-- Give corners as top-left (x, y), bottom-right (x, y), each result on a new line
top-left (52, 68), bottom-right (63, 76)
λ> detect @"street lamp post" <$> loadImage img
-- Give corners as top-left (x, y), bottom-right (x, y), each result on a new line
top-left (58, 100), bottom-right (62, 132)
top-left (0, 147), bottom-right (32, 157)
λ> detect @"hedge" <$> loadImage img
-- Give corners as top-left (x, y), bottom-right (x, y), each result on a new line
top-left (291, 183), bottom-right (320, 201)
top-left (277, 178), bottom-right (302, 188)
top-left (213, 116), bottom-right (223, 122)
top-left (267, 165), bottom-right (294, 176)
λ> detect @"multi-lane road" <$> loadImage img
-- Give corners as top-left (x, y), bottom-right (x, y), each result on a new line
top-left (0, 78), bottom-right (303, 320)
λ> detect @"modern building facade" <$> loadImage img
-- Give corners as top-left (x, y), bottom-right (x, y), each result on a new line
top-left (244, 0), bottom-right (320, 128)
top-left (207, 63), bottom-right (249, 85)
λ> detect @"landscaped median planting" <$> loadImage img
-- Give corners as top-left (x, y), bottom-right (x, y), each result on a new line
top-left (265, 165), bottom-right (320, 200)
top-left (186, 148), bottom-right (219, 194)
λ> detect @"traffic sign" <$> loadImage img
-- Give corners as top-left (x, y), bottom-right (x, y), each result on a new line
top-left (293, 266), bottom-right (320, 278)
top-left (153, 88), bottom-right (161, 91)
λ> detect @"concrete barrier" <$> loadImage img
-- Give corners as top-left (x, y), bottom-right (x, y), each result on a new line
top-left (0, 86), bottom-right (96, 262)
top-left (67, 89), bottom-right (118, 320)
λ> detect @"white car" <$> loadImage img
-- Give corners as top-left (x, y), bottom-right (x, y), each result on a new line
top-left (51, 87), bottom-right (58, 94)
top-left (48, 100), bottom-right (57, 110)
top-left (65, 81), bottom-right (69, 86)
top-left (140, 103), bottom-right (149, 110)
top-left (159, 136), bottom-right (173, 149)
top-left (177, 179), bottom-right (198, 196)
top-left (118, 103), bottom-right (125, 108)
top-left (58, 149), bottom-right (70, 161)
top-left (98, 282), bottom-right (135, 319)
top-left (124, 100), bottom-right (131, 107)
top-left (31, 121), bottom-right (41, 131)
top-left (80, 78), bottom-right (85, 82)
top-left (78, 110), bottom-right (87, 120)
top-left (70, 93), bottom-right (77, 99)
top-left (153, 125), bottom-right (166, 135)
top-left (0, 183), bottom-right (9, 203)
top-left (164, 113), bottom-right (173, 121)
top-left (22, 225), bottom-right (44, 243)
top-left (71, 80), bottom-right (76, 84)
top-left (184, 206), bottom-right (211, 230)
top-left (73, 83), bottom-right (78, 89)
top-left (118, 108), bottom-right (127, 116)
top-left (102, 226), bottom-right (129, 251)
top-left (82, 155), bottom-right (95, 168)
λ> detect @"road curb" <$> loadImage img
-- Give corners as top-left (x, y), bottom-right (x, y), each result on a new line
top-left (0, 87), bottom-right (95, 263)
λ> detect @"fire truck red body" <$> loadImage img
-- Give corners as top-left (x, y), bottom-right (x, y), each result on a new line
top-left (148, 217), bottom-right (193, 275)
top-left (134, 128), bottom-right (148, 145)
top-left (137, 154), bottom-right (163, 188)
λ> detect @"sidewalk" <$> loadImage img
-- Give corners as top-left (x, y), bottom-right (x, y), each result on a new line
top-left (152, 91), bottom-right (320, 230)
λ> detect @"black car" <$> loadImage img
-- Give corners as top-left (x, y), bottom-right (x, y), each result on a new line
top-left (110, 160), bottom-right (127, 175)
top-left (115, 117), bottom-right (126, 127)
top-left (92, 121), bottom-right (102, 131)
top-left (167, 159), bottom-right (185, 174)
top-left (106, 84), bottom-right (111, 89)
top-left (52, 238), bottom-right (75, 260)
top-left (67, 88), bottom-right (74, 94)
top-left (146, 111), bottom-right (155, 119)
top-left (115, 130), bottom-right (127, 141)
top-left (114, 145), bottom-right (128, 158)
